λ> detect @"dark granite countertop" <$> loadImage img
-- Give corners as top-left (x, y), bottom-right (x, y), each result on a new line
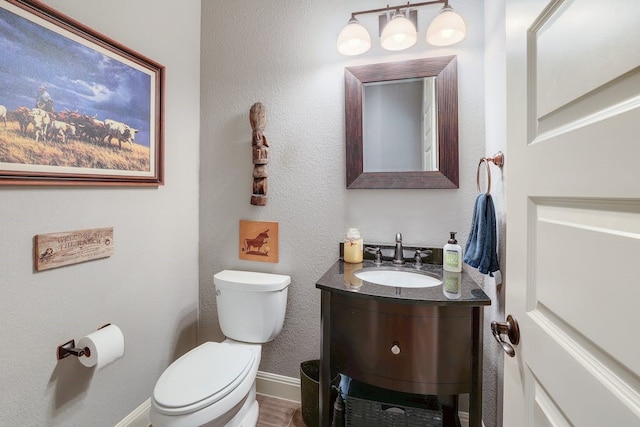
top-left (316, 259), bottom-right (491, 306)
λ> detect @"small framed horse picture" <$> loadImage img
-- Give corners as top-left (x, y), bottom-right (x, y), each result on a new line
top-left (239, 220), bottom-right (279, 263)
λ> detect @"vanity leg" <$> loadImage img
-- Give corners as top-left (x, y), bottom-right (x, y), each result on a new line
top-left (320, 290), bottom-right (332, 427)
top-left (469, 307), bottom-right (484, 427)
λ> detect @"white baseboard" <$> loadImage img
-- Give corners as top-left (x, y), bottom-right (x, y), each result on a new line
top-left (255, 370), bottom-right (301, 403)
top-left (254, 371), bottom-right (479, 426)
top-left (114, 371), bottom-right (301, 426)
top-left (115, 374), bottom-right (481, 427)
top-left (457, 412), bottom-right (487, 427)
top-left (459, 411), bottom-right (469, 427)
top-left (114, 398), bottom-right (151, 427)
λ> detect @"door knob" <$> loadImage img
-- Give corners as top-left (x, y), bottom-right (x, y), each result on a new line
top-left (491, 315), bottom-right (520, 357)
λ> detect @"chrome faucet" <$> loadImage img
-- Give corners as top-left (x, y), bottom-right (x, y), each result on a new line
top-left (393, 233), bottom-right (405, 265)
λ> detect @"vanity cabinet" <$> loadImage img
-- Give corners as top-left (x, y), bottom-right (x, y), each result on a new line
top-left (316, 260), bottom-right (490, 427)
top-left (331, 294), bottom-right (473, 396)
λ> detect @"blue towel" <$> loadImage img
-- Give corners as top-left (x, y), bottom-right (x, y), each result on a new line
top-left (463, 193), bottom-right (500, 276)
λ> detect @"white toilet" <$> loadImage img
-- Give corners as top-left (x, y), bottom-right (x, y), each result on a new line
top-left (150, 270), bottom-right (291, 427)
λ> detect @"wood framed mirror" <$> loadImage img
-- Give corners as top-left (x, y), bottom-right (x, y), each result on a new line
top-left (345, 56), bottom-right (458, 189)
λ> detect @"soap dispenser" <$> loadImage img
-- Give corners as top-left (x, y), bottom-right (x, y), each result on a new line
top-left (443, 232), bottom-right (462, 272)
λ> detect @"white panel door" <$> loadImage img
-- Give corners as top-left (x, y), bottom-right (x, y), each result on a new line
top-left (504, 0), bottom-right (640, 425)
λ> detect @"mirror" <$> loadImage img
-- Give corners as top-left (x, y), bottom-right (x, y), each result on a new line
top-left (345, 56), bottom-right (458, 189)
top-left (363, 77), bottom-right (438, 172)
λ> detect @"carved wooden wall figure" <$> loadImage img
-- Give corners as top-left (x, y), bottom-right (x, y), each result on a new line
top-left (249, 102), bottom-right (269, 206)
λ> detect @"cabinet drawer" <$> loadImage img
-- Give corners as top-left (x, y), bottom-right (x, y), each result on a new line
top-left (330, 294), bottom-right (473, 395)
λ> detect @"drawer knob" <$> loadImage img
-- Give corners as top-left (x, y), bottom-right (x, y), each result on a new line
top-left (391, 344), bottom-right (400, 355)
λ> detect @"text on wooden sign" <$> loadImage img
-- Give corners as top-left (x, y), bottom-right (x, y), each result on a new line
top-left (34, 227), bottom-right (114, 271)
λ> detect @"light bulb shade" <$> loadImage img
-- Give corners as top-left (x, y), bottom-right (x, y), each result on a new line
top-left (426, 6), bottom-right (466, 46)
top-left (380, 11), bottom-right (417, 51)
top-left (337, 18), bottom-right (371, 56)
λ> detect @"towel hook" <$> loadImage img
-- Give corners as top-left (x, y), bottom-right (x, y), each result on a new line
top-left (476, 152), bottom-right (504, 194)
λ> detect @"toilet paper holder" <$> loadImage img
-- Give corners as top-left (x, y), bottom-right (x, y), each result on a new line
top-left (56, 323), bottom-right (110, 360)
top-left (57, 339), bottom-right (89, 360)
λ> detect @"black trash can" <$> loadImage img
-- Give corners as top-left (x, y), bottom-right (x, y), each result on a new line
top-left (300, 360), bottom-right (340, 427)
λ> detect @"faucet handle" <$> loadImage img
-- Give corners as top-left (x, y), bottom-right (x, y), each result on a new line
top-left (395, 232), bottom-right (402, 243)
top-left (414, 250), bottom-right (423, 266)
top-left (413, 248), bottom-right (432, 267)
top-left (364, 246), bottom-right (383, 265)
top-left (373, 247), bottom-right (383, 265)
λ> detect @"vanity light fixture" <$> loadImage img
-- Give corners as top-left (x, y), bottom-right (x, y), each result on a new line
top-left (426, 4), bottom-right (466, 46)
top-left (337, 0), bottom-right (465, 56)
top-left (337, 17), bottom-right (372, 56)
top-left (380, 9), bottom-right (418, 51)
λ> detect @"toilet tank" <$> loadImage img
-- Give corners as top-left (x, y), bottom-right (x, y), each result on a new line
top-left (213, 270), bottom-right (290, 343)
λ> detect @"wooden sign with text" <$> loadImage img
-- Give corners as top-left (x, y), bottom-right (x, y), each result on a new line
top-left (34, 227), bottom-right (114, 271)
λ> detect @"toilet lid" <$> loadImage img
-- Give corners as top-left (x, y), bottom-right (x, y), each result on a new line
top-left (153, 342), bottom-right (254, 414)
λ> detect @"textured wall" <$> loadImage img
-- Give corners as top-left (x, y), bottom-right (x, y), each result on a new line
top-left (200, 0), bottom-right (492, 411)
top-left (483, 2), bottom-right (507, 426)
top-left (0, 1), bottom-right (201, 426)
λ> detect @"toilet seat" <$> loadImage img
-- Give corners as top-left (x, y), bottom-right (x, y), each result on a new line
top-left (152, 342), bottom-right (256, 415)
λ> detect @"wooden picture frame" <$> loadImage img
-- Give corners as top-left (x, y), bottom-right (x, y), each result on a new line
top-left (0, 0), bottom-right (164, 186)
top-left (239, 220), bottom-right (279, 263)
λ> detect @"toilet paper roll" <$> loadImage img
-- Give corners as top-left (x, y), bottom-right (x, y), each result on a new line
top-left (77, 324), bottom-right (125, 369)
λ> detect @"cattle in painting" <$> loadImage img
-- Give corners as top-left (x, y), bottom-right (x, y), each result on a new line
top-left (30, 108), bottom-right (51, 142)
top-left (104, 119), bottom-right (138, 149)
top-left (13, 107), bottom-right (32, 135)
top-left (5, 106), bottom-right (139, 149)
top-left (48, 120), bottom-right (76, 143)
top-left (243, 229), bottom-right (270, 255)
top-left (0, 105), bottom-right (6, 127)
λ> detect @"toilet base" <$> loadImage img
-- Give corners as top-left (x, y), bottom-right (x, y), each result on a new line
top-left (201, 384), bottom-right (258, 427)
top-left (224, 397), bottom-right (258, 427)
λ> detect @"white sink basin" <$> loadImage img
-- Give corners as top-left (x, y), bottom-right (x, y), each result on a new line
top-left (354, 268), bottom-right (442, 288)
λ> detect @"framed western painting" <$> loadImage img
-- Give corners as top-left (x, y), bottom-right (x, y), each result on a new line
top-left (0, 0), bottom-right (164, 186)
